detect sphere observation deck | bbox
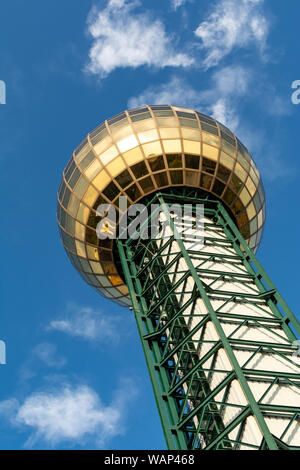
[57,105,266,307]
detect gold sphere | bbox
[57,105,265,307]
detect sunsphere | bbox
[57,105,265,307]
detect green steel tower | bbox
[57,105,300,450]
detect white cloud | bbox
[194,0,269,68]
[47,303,126,343]
[128,65,251,131]
[85,0,194,78]
[33,343,66,368]
[171,0,188,10]
[128,76,198,111]
[0,399,19,418]
[18,343,66,384]
[0,380,137,448]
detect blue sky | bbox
[0,0,300,450]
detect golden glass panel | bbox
[223,188,236,206]
[108,274,123,286]
[167,154,182,168]
[240,224,250,239]
[185,170,199,186]
[109,123,132,142]
[89,126,107,146]
[123,146,143,165]
[80,257,92,273]
[99,145,119,165]
[90,261,103,274]
[74,144,91,164]
[245,176,256,196]
[75,240,86,258]
[252,161,260,178]
[137,129,159,144]
[159,128,180,139]
[239,187,251,206]
[132,119,155,133]
[131,161,148,178]
[220,151,234,170]
[181,128,201,141]
[93,169,111,191]
[117,134,138,153]
[115,169,132,188]
[236,211,248,227]
[96,275,112,287]
[77,203,90,224]
[163,139,182,153]
[250,166,259,186]
[202,132,219,147]
[86,244,99,261]
[68,193,80,217]
[200,173,213,190]
[85,158,102,180]
[103,290,114,298]
[250,217,258,233]
[102,261,117,275]
[258,209,263,228]
[142,141,163,158]
[106,157,126,177]
[222,140,236,157]
[93,135,113,155]
[138,176,155,193]
[75,221,85,241]
[82,185,98,207]
[149,155,165,172]
[154,172,169,187]
[73,176,89,199]
[183,140,201,154]
[117,285,129,295]
[237,152,250,172]
[185,154,200,169]
[179,118,198,128]
[217,164,231,183]
[234,162,247,182]
[107,287,124,297]
[246,202,256,220]
[213,179,225,197]
[155,117,178,127]
[233,198,243,214]
[170,170,183,184]
[173,106,195,113]
[249,236,256,248]
[202,144,219,160]
[202,157,216,174]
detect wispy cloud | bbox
[128,65,251,131]
[171,0,189,10]
[194,0,269,68]
[47,303,128,343]
[85,0,194,78]
[0,379,137,448]
[19,343,66,383]
[33,343,66,368]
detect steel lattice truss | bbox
[116,189,300,450]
